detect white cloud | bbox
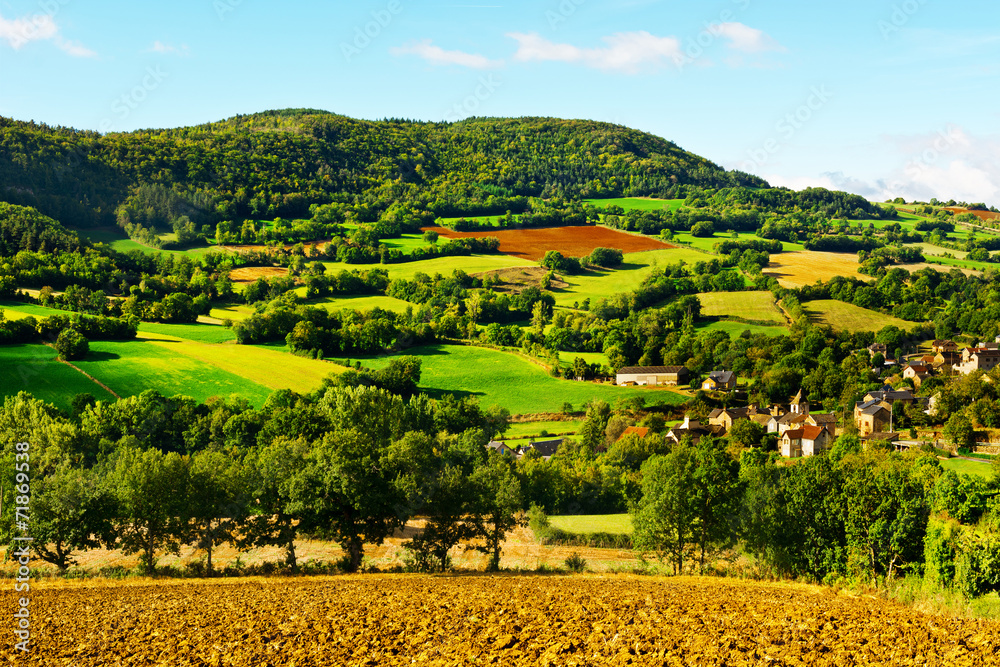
[711,22,785,54]
[391,39,501,69]
[765,128,1000,206]
[508,31,683,73]
[0,12,95,57]
[147,40,190,56]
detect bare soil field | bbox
[945,207,1000,221]
[16,574,999,665]
[228,266,290,283]
[764,251,872,288]
[425,224,676,261]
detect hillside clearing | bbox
[698,291,786,324]
[428,224,676,261]
[357,344,687,415]
[764,251,871,288]
[803,300,912,333]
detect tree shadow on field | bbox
[84,351,120,362]
[422,387,486,402]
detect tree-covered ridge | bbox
[0,110,765,229]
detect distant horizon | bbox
[2,0,997,206]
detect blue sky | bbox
[1,0,998,205]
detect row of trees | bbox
[634,436,1000,593]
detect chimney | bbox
[682,416,690,429]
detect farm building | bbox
[903,364,931,387]
[702,370,737,392]
[616,366,689,387]
[485,441,519,457]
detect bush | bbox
[564,552,588,573]
[54,328,89,360]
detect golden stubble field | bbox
[8,574,999,666]
[764,251,872,289]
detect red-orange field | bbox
[426,225,675,261]
[945,207,1000,221]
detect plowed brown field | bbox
[12,575,999,665]
[425,225,675,261]
[228,266,290,283]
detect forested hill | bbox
[0,110,765,228]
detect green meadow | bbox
[357,344,687,415]
[552,247,708,307]
[548,514,633,535]
[584,197,685,213]
[323,254,534,281]
[0,343,116,410]
[803,300,912,333]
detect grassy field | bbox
[0,343,116,410]
[137,322,237,344]
[323,254,534,281]
[137,331,339,394]
[73,339,274,405]
[557,351,610,368]
[549,514,633,535]
[505,420,584,440]
[698,291,786,324]
[209,304,256,322]
[696,320,789,337]
[553,247,709,307]
[803,300,912,333]
[669,232,804,254]
[380,233,437,253]
[940,457,994,478]
[293,292,413,314]
[583,197,685,212]
[357,344,688,415]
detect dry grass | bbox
[764,251,871,288]
[228,266,290,283]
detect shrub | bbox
[564,552,588,573]
[54,328,89,360]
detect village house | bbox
[486,441,519,457]
[780,424,832,458]
[707,407,749,432]
[617,426,649,441]
[954,347,1000,375]
[522,438,563,461]
[903,363,931,388]
[776,411,809,435]
[854,400,891,436]
[702,370,737,392]
[666,416,724,445]
[864,388,917,406]
[861,431,902,449]
[932,339,959,354]
[804,412,838,433]
[616,366,689,387]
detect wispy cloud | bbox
[711,23,785,54]
[391,40,502,69]
[147,40,190,56]
[0,12,95,57]
[508,31,683,74]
